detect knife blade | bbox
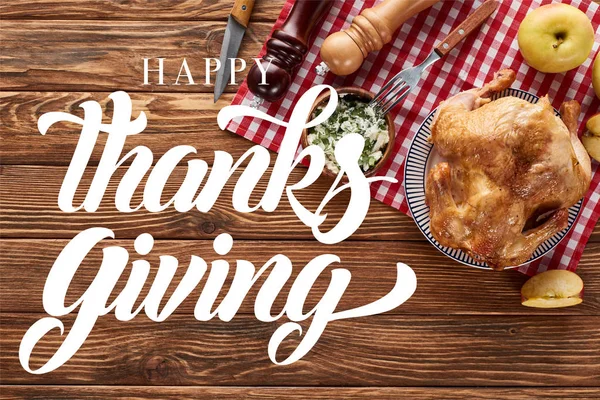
[214,0,255,103]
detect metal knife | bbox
[214,0,256,102]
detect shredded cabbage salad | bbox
[307,95,389,174]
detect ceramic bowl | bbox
[301,86,395,180]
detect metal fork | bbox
[369,0,499,115]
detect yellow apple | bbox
[521,270,583,308]
[583,114,600,162]
[582,134,600,162]
[518,4,594,73]
[587,113,600,136]
[593,52,600,99]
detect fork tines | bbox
[370,75,411,115]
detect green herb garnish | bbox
[307,95,389,174]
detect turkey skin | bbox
[426,69,591,270]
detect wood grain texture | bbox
[2,312,599,386]
[2,386,600,400]
[0,21,269,92]
[0,165,424,240]
[434,0,499,57]
[2,0,600,395]
[231,0,256,28]
[0,0,284,21]
[0,92,255,166]
[2,240,598,315]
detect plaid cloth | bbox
[227,0,600,275]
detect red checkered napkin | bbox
[228,0,600,275]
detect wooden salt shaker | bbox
[247,0,334,104]
[317,0,439,76]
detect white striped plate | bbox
[404,88,583,270]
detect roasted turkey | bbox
[426,69,591,270]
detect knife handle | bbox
[434,0,498,57]
[231,0,255,28]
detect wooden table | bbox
[1,1,599,398]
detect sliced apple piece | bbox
[586,113,600,137]
[522,297,582,308]
[521,270,583,308]
[582,134,600,162]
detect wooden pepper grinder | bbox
[317,0,439,76]
[247,0,334,105]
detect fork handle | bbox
[434,0,498,57]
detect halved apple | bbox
[521,270,583,308]
[587,113,600,136]
[582,133,600,162]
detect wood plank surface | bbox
[2,240,598,315]
[0,92,257,166]
[0,0,284,21]
[0,165,425,240]
[2,386,600,400]
[2,0,600,396]
[2,312,599,386]
[1,21,269,92]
